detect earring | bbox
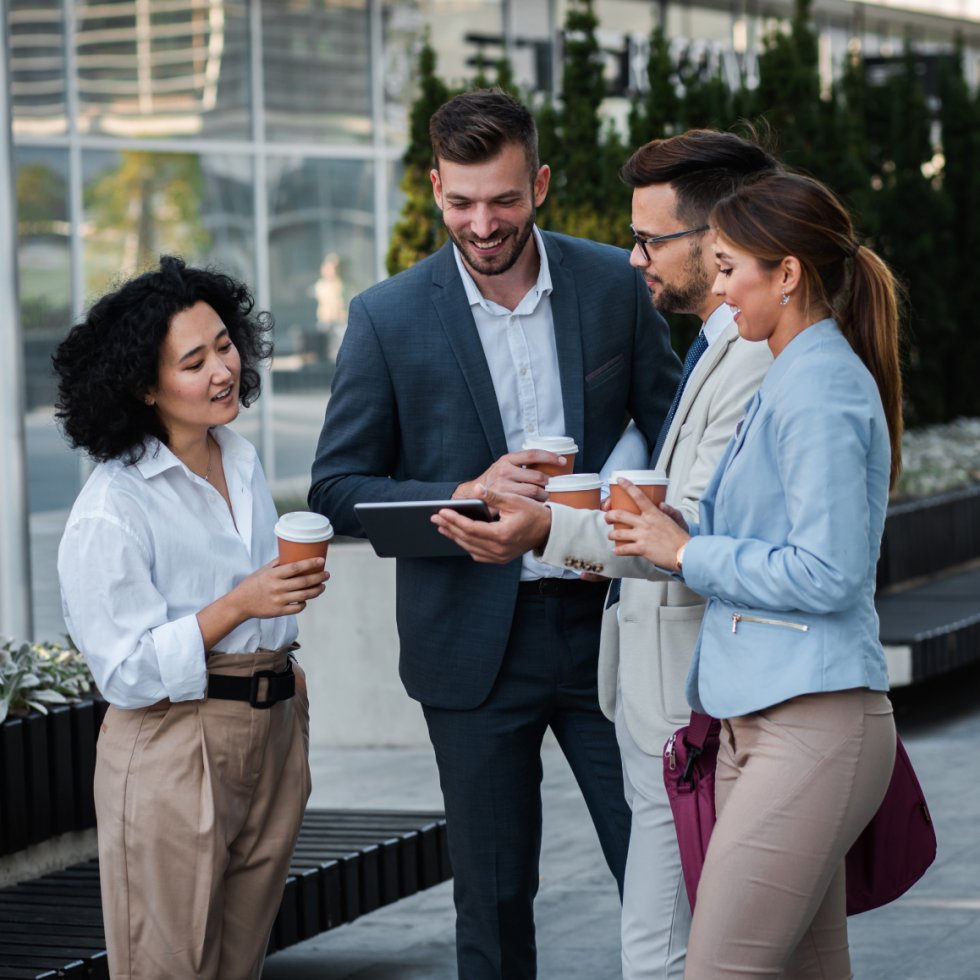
[144,396,155,406]
[779,293,790,306]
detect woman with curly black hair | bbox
[55,256,328,980]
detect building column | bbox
[0,0,35,640]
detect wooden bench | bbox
[1,698,451,978]
[0,807,451,979]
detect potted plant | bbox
[0,639,104,856]
[0,638,94,725]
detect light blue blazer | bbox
[682,319,891,718]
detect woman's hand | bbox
[196,557,328,651]
[233,558,329,618]
[604,479,691,570]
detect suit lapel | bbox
[657,322,738,467]
[728,388,762,463]
[430,244,509,460]
[543,234,586,456]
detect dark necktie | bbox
[607,330,708,608]
[651,329,709,465]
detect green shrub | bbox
[0,638,95,724]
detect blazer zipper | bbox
[731,613,809,634]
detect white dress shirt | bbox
[454,225,573,579]
[58,425,298,709]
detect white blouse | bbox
[58,425,298,709]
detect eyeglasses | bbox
[630,224,709,262]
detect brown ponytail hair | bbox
[710,172,904,489]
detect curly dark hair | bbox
[53,255,273,463]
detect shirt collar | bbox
[453,225,553,314]
[133,425,253,481]
[701,302,734,347]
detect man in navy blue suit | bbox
[309,89,680,979]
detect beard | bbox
[445,207,537,278]
[652,240,712,316]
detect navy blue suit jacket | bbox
[309,231,680,709]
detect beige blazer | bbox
[540,321,772,754]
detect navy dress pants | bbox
[422,584,631,980]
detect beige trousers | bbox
[94,649,311,980]
[684,689,895,980]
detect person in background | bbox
[309,88,680,979]
[432,128,777,979]
[608,170,901,978]
[55,256,327,980]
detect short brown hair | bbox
[621,129,779,227]
[429,88,538,175]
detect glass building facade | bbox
[6,0,980,639]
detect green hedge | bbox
[388,0,980,428]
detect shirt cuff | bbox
[150,615,208,702]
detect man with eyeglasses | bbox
[434,129,778,979]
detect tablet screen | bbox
[354,499,493,558]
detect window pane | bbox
[75,0,250,139]
[263,0,371,145]
[81,149,255,301]
[15,147,78,642]
[265,155,375,482]
[9,0,68,136]
[15,147,78,518]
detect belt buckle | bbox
[249,669,278,709]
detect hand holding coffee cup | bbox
[606,477,690,569]
[275,512,334,566]
[608,470,669,530]
[521,435,578,477]
[545,473,601,510]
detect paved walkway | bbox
[263,664,980,980]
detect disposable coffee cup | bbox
[609,470,669,530]
[522,435,578,477]
[546,473,602,510]
[275,511,334,565]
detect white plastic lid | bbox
[546,473,602,493]
[521,435,578,454]
[611,469,669,485]
[274,511,334,543]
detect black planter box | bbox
[878,483,980,591]
[0,698,107,858]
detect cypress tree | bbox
[555,0,605,211]
[830,49,874,232]
[751,0,823,174]
[495,57,518,96]
[386,39,450,275]
[629,25,678,147]
[937,39,980,419]
[677,46,732,132]
[875,45,954,426]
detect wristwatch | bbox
[675,543,688,573]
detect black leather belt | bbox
[206,657,295,709]
[517,578,608,598]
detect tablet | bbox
[354,499,494,558]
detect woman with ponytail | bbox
[606,171,902,978]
